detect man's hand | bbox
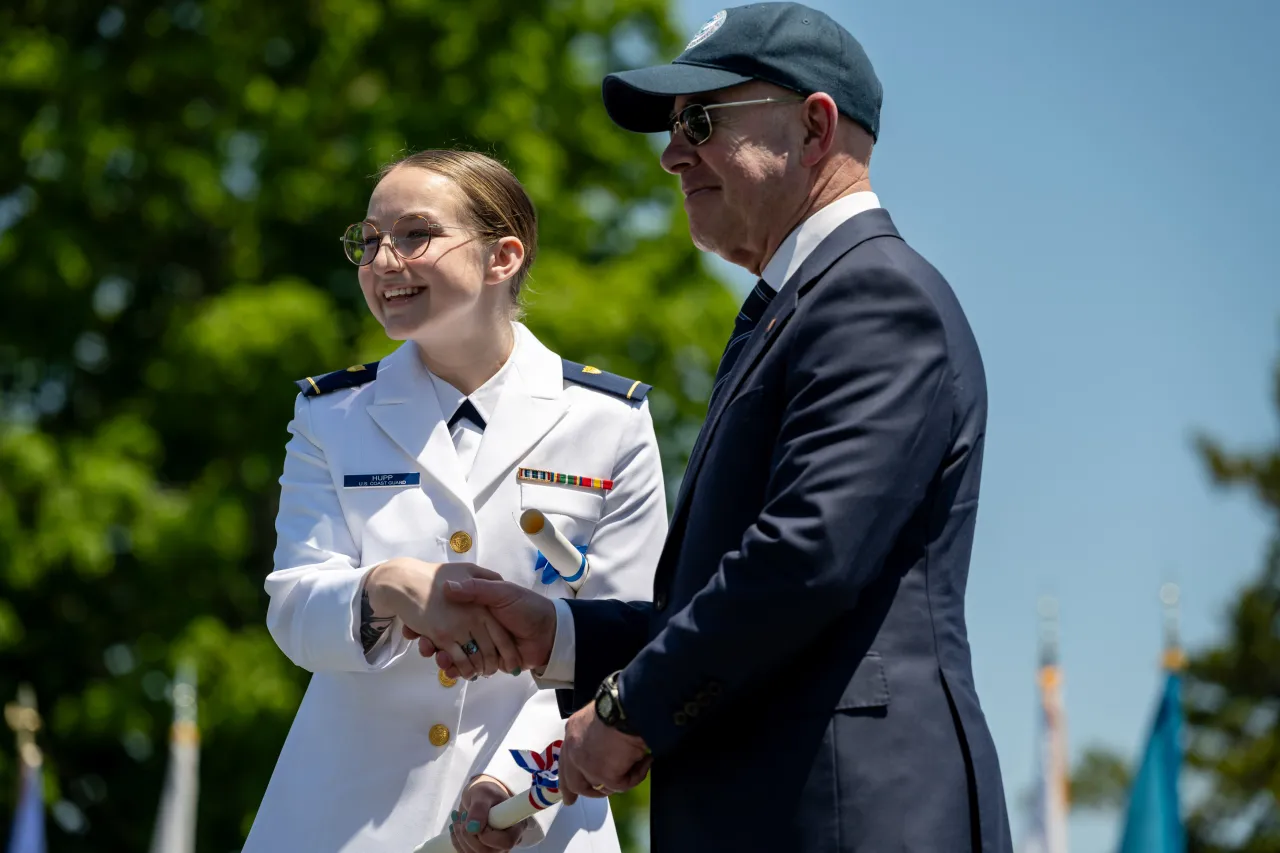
[365,558,519,679]
[422,578,557,677]
[557,703,652,806]
[449,775,527,853]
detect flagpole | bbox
[1160,583,1185,672]
[1038,596,1059,671]
[4,684,41,770]
[149,662,200,853]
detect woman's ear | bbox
[485,236,526,285]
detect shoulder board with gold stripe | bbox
[562,359,650,402]
[295,361,380,397]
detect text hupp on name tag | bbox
[343,473,421,488]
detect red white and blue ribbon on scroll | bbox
[411,740,567,853]
[511,741,563,810]
[534,545,587,585]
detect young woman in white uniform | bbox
[244,150,667,853]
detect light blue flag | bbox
[6,757,46,853]
[1117,671,1185,853]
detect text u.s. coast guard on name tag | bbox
[343,473,421,488]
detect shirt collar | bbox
[427,323,522,426]
[760,191,881,291]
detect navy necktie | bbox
[448,398,486,431]
[707,279,775,411]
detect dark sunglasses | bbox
[668,97,805,146]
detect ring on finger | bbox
[450,644,479,681]
[460,638,480,656]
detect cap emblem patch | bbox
[685,9,726,51]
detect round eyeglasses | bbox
[341,215,453,267]
[669,97,805,146]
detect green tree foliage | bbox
[1068,333,1280,852]
[1184,347,1280,853]
[1068,746,1133,812]
[0,0,736,849]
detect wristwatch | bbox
[594,671,634,734]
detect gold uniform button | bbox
[428,724,451,747]
[449,531,473,553]
[438,669,458,688]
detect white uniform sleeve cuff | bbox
[265,564,412,672]
[531,597,576,689]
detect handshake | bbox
[365,557,653,817]
[364,557,557,681]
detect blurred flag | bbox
[149,662,200,853]
[6,758,45,853]
[5,685,46,853]
[1117,584,1186,853]
[1021,598,1070,853]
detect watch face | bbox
[597,692,615,720]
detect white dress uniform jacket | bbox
[244,322,667,852]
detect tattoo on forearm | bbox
[360,589,394,653]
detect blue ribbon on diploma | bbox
[533,545,587,585]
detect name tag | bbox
[344,473,420,488]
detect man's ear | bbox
[799,93,840,168]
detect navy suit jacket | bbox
[562,209,1013,852]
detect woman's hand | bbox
[365,558,519,678]
[421,578,557,680]
[450,775,527,852]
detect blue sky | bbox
[667,1,1280,850]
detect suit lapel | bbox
[668,208,904,528]
[466,325,570,507]
[365,341,474,513]
[668,288,796,522]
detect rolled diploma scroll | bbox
[413,742,564,853]
[411,786,563,853]
[519,509,589,594]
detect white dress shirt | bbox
[535,190,883,689]
[428,331,520,478]
[759,190,880,289]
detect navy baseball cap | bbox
[602,3,882,140]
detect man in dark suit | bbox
[423,3,1014,850]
